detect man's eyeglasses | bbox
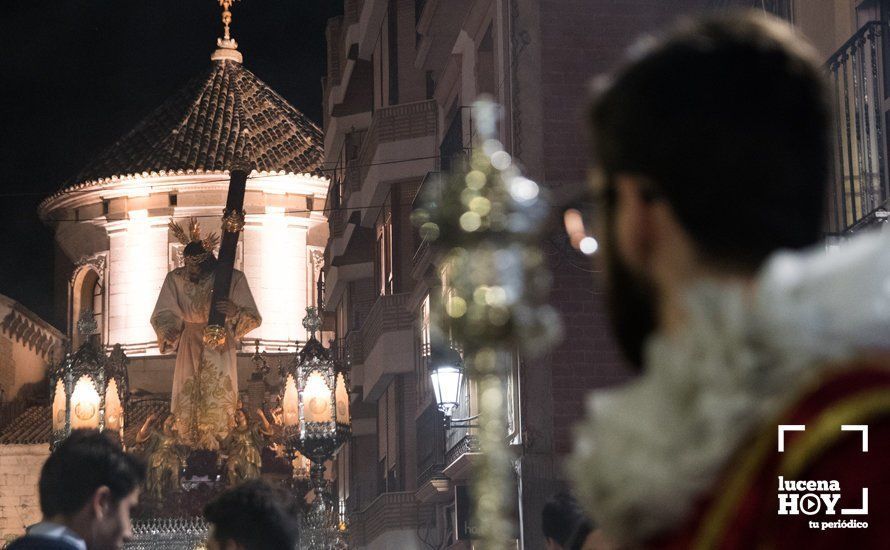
[562,184,614,256]
[563,172,663,256]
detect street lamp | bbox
[429,346,477,430]
[50,318,129,449]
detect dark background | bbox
[0,0,341,325]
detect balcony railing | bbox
[348,491,429,548]
[445,434,481,467]
[416,402,445,487]
[357,100,438,187]
[329,204,348,238]
[359,293,413,358]
[345,330,364,365]
[827,21,890,234]
[345,0,363,25]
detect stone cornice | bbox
[40,172,329,220]
[0,295,64,360]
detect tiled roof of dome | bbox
[64,57,324,191]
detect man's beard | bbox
[603,242,658,371]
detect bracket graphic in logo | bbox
[777,424,868,515]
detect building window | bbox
[377,381,402,494]
[375,195,394,295]
[420,293,431,357]
[336,291,351,340]
[476,24,495,96]
[440,104,466,173]
[416,293,433,404]
[387,0,399,106]
[72,266,104,347]
[425,70,435,100]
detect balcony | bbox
[344,0,363,26]
[827,21,890,234]
[414,0,474,71]
[347,491,434,548]
[443,434,481,482]
[414,403,448,503]
[346,329,364,366]
[355,100,438,217]
[360,293,415,400]
[329,204,348,238]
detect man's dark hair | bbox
[589,11,830,270]
[204,480,300,550]
[39,430,147,517]
[542,492,593,549]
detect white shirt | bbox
[26,521,88,550]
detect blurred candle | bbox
[283,374,301,427]
[303,372,332,423]
[70,375,100,429]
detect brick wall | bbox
[539,0,712,192]
[350,279,377,331]
[544,242,629,455]
[0,444,49,543]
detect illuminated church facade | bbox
[0,36,329,540]
[38,41,330,395]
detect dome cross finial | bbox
[212,0,243,63]
[219,0,238,42]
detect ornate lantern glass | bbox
[49,342,129,448]
[277,308,351,464]
[70,375,100,430]
[335,372,350,425]
[282,374,301,429]
[51,380,66,433]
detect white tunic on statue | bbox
[150,267,261,450]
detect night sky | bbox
[0,1,341,325]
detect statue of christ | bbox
[151,219,261,450]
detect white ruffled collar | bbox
[568,228,890,543]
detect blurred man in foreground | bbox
[204,479,300,550]
[568,11,890,549]
[8,430,146,550]
[542,492,593,550]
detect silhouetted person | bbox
[204,479,300,550]
[8,430,146,550]
[567,10,890,549]
[542,492,593,550]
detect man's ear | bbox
[91,486,112,520]
[612,174,656,271]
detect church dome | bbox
[53,49,324,196]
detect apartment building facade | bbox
[719,0,890,237]
[321,1,890,548]
[319,1,728,548]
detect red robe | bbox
[652,361,890,549]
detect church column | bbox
[241,211,310,351]
[105,212,169,354]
